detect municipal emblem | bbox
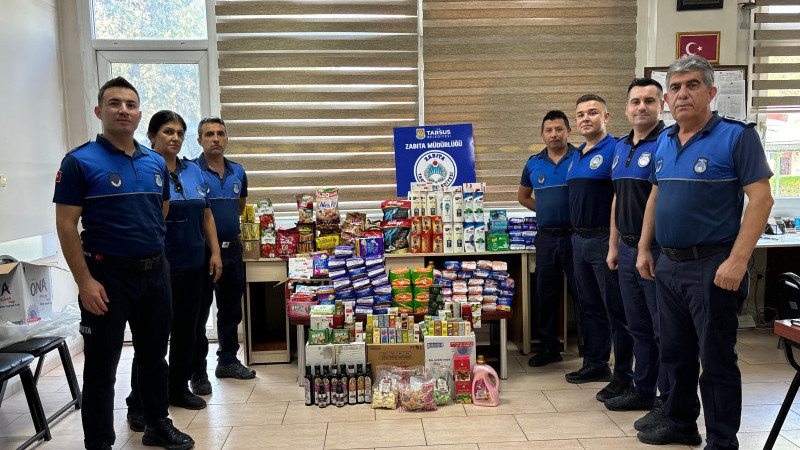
[589,155,603,170]
[196,186,205,195]
[611,155,619,170]
[416,128,426,140]
[233,183,240,194]
[638,152,652,168]
[108,173,123,189]
[154,173,163,188]
[694,157,708,174]
[414,150,457,190]
[655,158,663,173]
[537,173,546,185]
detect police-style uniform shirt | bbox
[566,134,617,229]
[165,158,210,271]
[195,154,248,243]
[520,144,578,228]
[53,134,170,259]
[650,113,773,249]
[611,122,665,237]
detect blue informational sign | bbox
[393,123,476,196]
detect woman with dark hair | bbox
[126,111,223,430]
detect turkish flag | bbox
[678,33,719,63]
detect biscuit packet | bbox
[316,188,340,222]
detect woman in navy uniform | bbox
[127,111,223,430]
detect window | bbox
[92,0,207,39]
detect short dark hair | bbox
[576,94,606,107]
[97,77,139,106]
[198,116,226,137]
[147,110,187,146]
[541,110,570,132]
[627,78,663,98]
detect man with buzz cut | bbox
[519,110,579,367]
[564,95,634,406]
[54,77,194,450]
[636,55,773,449]
[605,78,670,424]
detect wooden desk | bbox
[290,310,513,387]
[766,319,800,449]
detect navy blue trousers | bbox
[572,234,633,380]
[656,251,748,450]
[80,256,171,449]
[617,241,669,399]
[193,243,245,373]
[534,232,578,349]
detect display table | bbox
[290,310,512,386]
[766,319,800,449]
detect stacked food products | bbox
[436,260,514,312]
[365,312,417,344]
[239,200,276,258]
[304,362,373,408]
[418,314,472,337]
[454,355,472,404]
[307,300,362,344]
[389,266,434,314]
[371,365,438,411]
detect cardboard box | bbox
[424,334,476,399]
[366,342,425,379]
[305,342,335,368]
[335,342,366,367]
[241,240,261,259]
[0,261,58,324]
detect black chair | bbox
[775,272,800,321]
[0,337,81,424]
[0,353,50,449]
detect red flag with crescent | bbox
[677,33,719,63]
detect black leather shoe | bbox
[190,374,212,395]
[596,378,633,402]
[142,418,195,450]
[634,399,665,431]
[127,407,145,432]
[215,362,256,380]
[170,389,207,410]
[637,423,702,446]
[604,391,655,411]
[565,365,612,384]
[528,349,563,367]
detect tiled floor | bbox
[2,328,800,449]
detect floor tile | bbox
[248,381,305,403]
[224,423,325,449]
[422,415,526,445]
[283,400,376,424]
[736,431,800,449]
[738,345,789,365]
[478,440,584,449]
[375,403,467,419]
[464,390,555,416]
[740,361,797,383]
[498,371,578,392]
[515,411,626,440]
[377,445,478,450]
[188,402,288,428]
[520,353,584,375]
[202,383,256,405]
[778,428,800,447]
[740,404,800,432]
[325,418,425,449]
[542,388,609,412]
[742,381,800,406]
[578,436,691,449]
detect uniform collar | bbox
[173,156,190,174]
[577,133,615,155]
[537,143,577,164]
[623,120,666,146]
[196,153,232,173]
[667,112,722,139]
[96,134,148,157]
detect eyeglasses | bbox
[168,171,184,197]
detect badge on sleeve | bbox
[537,173,546,185]
[233,183,240,195]
[694,158,708,174]
[611,155,619,170]
[655,158,663,174]
[638,152,652,167]
[154,173,163,188]
[109,173,123,188]
[589,155,603,170]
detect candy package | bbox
[316,188,340,222]
[277,227,299,259]
[399,376,437,412]
[296,194,314,223]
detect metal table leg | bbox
[500,318,508,379]
[766,338,800,449]
[296,324,305,387]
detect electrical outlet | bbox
[0,174,6,187]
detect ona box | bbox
[423,333,476,397]
[0,261,57,325]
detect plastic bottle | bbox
[471,355,499,407]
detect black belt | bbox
[539,227,573,237]
[620,234,640,248]
[84,251,164,271]
[574,227,610,238]
[660,242,734,262]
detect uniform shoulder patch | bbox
[66,141,91,154]
[721,116,755,128]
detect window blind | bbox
[422,0,637,209]
[216,0,419,217]
[753,0,800,112]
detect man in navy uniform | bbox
[190,116,255,396]
[636,55,773,448]
[519,110,579,367]
[605,79,670,420]
[54,77,194,450]
[565,95,634,404]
